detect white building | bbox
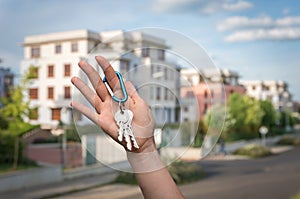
[240,80,293,112]
[21,29,180,129]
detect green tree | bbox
[0,65,38,168]
[259,100,276,129]
[226,93,264,140]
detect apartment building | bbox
[21,29,180,129]
[240,80,293,112]
[180,68,245,121]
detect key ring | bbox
[103,71,128,104]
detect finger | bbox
[78,61,109,101]
[95,56,120,91]
[71,101,98,125]
[71,77,102,113]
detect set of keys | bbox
[103,71,139,151]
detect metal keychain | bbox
[103,71,139,150]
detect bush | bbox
[276,136,300,146]
[233,144,272,158]
[114,160,205,185]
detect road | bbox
[56,147,300,199]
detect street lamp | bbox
[259,126,268,146]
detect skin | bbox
[71,56,184,199]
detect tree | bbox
[259,100,276,129]
[0,65,37,168]
[226,93,264,140]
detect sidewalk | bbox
[0,169,117,199]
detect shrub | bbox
[233,144,272,158]
[276,136,300,146]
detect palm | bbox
[72,57,155,152]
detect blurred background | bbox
[0,0,300,198]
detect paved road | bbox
[56,147,300,199]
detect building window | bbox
[29,108,39,120]
[64,86,71,99]
[48,87,54,99]
[151,64,154,75]
[48,65,54,77]
[64,64,71,77]
[164,88,168,100]
[31,47,40,58]
[134,64,138,73]
[71,42,78,52]
[164,68,168,80]
[142,48,149,57]
[29,88,38,99]
[156,87,161,100]
[120,60,130,72]
[184,106,189,112]
[158,49,165,60]
[252,85,256,90]
[55,44,62,54]
[51,108,61,121]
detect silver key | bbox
[124,111,139,149]
[114,110,129,142]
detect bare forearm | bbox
[127,148,184,199]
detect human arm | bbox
[71,56,184,199]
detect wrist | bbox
[127,144,165,173]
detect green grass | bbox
[114,160,205,185]
[233,144,272,158]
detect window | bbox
[64,64,71,77]
[164,88,168,100]
[51,108,61,121]
[151,64,154,75]
[252,85,256,90]
[120,60,129,72]
[164,68,168,80]
[48,87,54,99]
[29,108,38,120]
[142,48,149,57]
[71,42,78,52]
[31,47,40,58]
[158,49,165,60]
[29,88,38,99]
[134,64,138,73]
[55,44,62,54]
[64,86,71,99]
[184,106,189,112]
[48,65,54,77]
[156,87,161,100]
[72,109,82,121]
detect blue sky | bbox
[0,0,299,100]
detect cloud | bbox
[224,28,300,42]
[152,0,253,14]
[217,15,300,42]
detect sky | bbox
[0,0,299,100]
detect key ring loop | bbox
[103,71,128,103]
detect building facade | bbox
[21,29,180,129]
[240,80,293,112]
[180,68,245,121]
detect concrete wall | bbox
[0,166,62,193]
